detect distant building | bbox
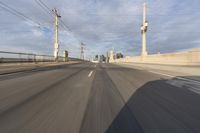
[107,50,115,63]
[116,53,124,59]
[106,52,109,63]
[99,55,106,62]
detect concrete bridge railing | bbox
[0,51,79,63]
[114,48,200,66]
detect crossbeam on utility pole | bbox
[140,2,148,56]
[52,8,61,61]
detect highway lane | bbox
[0,63,200,133]
[0,63,95,133]
[104,64,200,133]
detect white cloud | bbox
[0,0,200,58]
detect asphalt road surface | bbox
[0,63,200,133]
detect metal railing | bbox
[0,51,65,63]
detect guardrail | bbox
[0,51,65,63]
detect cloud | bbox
[0,0,200,59]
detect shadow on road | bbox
[106,76,200,133]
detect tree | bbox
[116,53,123,59]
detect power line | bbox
[34,0,71,31]
[34,0,82,43]
[60,20,72,32]
[0,1,41,26]
[35,0,69,26]
[37,0,52,12]
[35,0,81,49]
[0,5,26,20]
[34,0,53,18]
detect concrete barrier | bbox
[0,61,81,75]
[114,48,200,66]
[116,62,200,76]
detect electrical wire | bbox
[0,1,41,26]
[37,0,52,12]
[34,0,53,18]
[34,0,83,43]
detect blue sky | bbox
[0,0,200,59]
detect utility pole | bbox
[140,2,148,56]
[80,43,85,60]
[52,8,61,61]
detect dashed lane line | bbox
[88,71,93,77]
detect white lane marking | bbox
[149,70,200,84]
[88,71,93,77]
[149,71,175,78]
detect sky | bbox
[0,0,200,59]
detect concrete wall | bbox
[117,62,200,76]
[114,48,200,66]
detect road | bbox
[0,62,199,133]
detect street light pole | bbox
[141,2,148,56]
